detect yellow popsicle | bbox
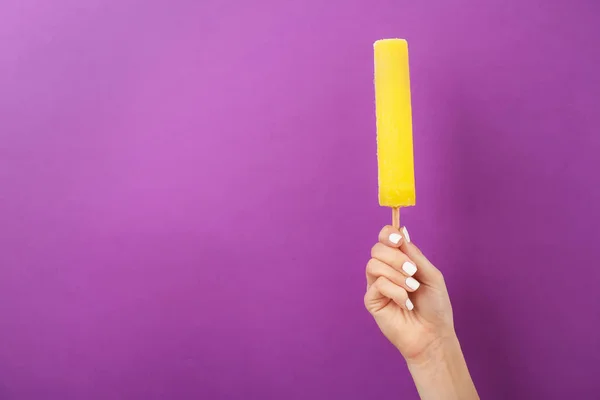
[374,38,415,219]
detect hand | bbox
[364,225,455,363]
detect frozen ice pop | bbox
[374,38,415,228]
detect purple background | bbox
[1,0,599,399]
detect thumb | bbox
[399,227,445,288]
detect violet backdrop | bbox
[1,0,599,399]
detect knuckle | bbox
[374,276,386,289]
[370,242,385,258]
[365,258,377,273]
[381,225,394,233]
[364,291,375,308]
[369,244,378,257]
[433,269,445,282]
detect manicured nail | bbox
[406,298,414,311]
[406,277,420,290]
[402,261,417,276]
[389,233,402,244]
[402,227,411,243]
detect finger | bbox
[399,226,445,287]
[364,277,390,313]
[378,225,405,248]
[367,277,414,311]
[371,242,418,277]
[366,258,421,292]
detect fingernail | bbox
[389,233,402,244]
[402,227,411,243]
[402,261,417,276]
[406,298,414,311]
[406,277,420,290]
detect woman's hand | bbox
[365,225,479,400]
[364,225,455,362]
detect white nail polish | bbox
[402,261,417,276]
[406,277,420,290]
[402,227,411,243]
[406,298,414,311]
[389,233,402,244]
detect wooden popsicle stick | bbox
[392,207,400,229]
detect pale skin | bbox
[365,225,479,400]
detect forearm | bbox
[406,335,479,400]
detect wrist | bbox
[405,333,479,400]
[403,330,460,368]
